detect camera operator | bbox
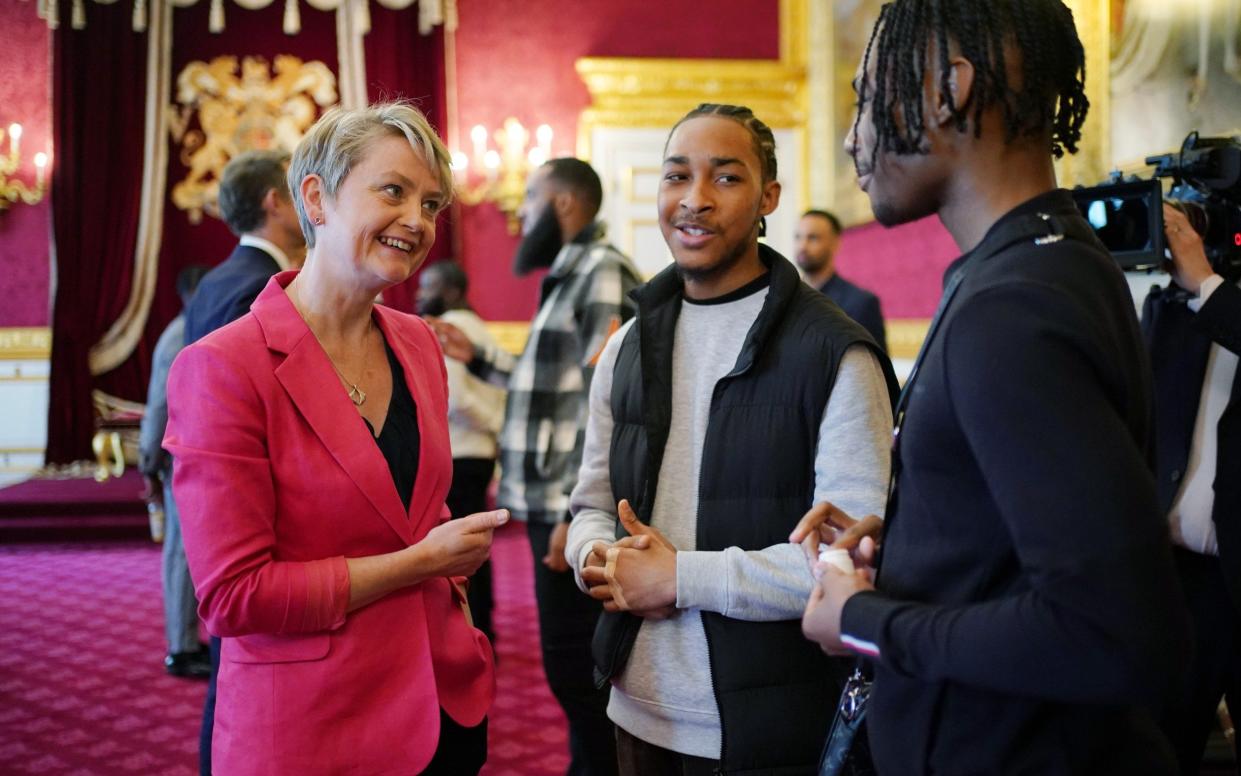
[1144,202,1241,775]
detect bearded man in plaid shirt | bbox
[433,157,641,776]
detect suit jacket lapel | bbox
[253,274,414,545]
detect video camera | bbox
[1071,132,1241,276]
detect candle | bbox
[470,125,488,166]
[536,124,553,159]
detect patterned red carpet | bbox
[0,522,570,775]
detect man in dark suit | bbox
[184,150,307,345]
[1145,202,1241,776]
[797,2,1189,773]
[795,209,887,351]
[179,149,306,775]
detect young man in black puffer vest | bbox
[565,103,898,775]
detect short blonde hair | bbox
[288,101,453,248]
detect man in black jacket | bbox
[1144,203,1240,775]
[798,2,1189,773]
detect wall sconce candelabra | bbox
[451,118,553,234]
[0,123,49,213]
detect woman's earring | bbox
[314,216,323,225]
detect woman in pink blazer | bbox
[165,102,505,775]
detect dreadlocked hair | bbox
[669,103,779,183]
[858,0,1089,163]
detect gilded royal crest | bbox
[168,54,338,224]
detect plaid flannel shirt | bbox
[470,226,640,524]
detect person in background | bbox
[797,1,1189,773]
[167,102,505,775]
[183,150,307,346]
[794,208,887,351]
[178,148,308,776]
[139,263,210,679]
[430,158,641,776]
[1145,203,1241,776]
[417,259,505,644]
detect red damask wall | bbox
[451,0,780,320]
[836,216,959,318]
[0,2,51,327]
[0,0,953,329]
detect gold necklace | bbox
[327,329,372,407]
[288,283,372,407]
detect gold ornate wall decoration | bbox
[0,327,52,361]
[168,54,338,224]
[575,57,805,154]
[1058,0,1111,189]
[574,0,808,161]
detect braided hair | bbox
[856,0,1089,165]
[668,103,779,183]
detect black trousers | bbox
[200,635,219,775]
[615,726,718,776]
[1160,547,1240,776]
[446,457,497,643]
[527,521,618,776]
[420,709,487,775]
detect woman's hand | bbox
[789,502,882,573]
[347,512,509,613]
[411,509,509,580]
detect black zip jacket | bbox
[841,190,1190,775]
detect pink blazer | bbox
[165,272,494,775]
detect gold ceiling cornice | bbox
[575,0,807,159]
[576,57,805,129]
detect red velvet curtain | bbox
[364,11,453,313]
[45,3,449,461]
[45,1,150,462]
[147,0,339,351]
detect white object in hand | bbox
[817,547,855,577]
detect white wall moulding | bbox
[0,328,50,486]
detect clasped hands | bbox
[790,502,881,656]
[580,500,679,619]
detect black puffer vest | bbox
[593,246,898,774]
